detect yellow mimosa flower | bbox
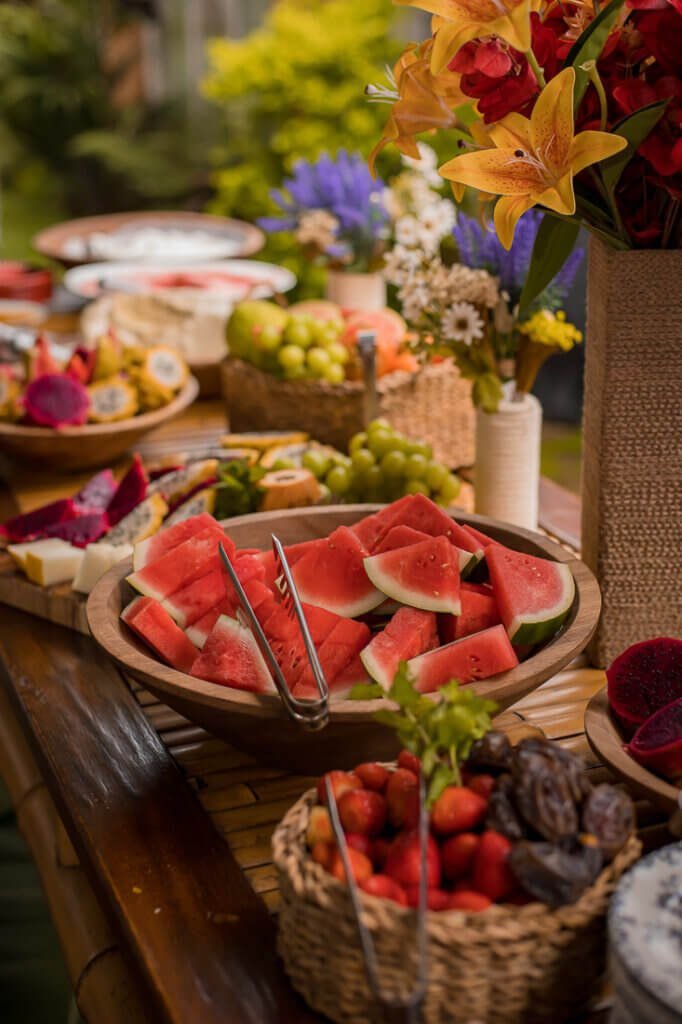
[438,68,628,248]
[395,0,542,72]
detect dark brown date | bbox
[466,731,512,773]
[582,784,634,860]
[511,742,579,841]
[508,836,604,907]
[485,773,524,840]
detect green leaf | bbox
[373,709,406,730]
[518,215,581,317]
[426,762,456,806]
[388,661,421,709]
[600,101,668,195]
[349,682,384,701]
[564,0,626,109]
[472,372,503,413]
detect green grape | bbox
[381,449,407,479]
[331,452,352,469]
[258,324,282,352]
[404,479,430,497]
[283,364,307,380]
[310,320,330,345]
[284,318,313,348]
[425,461,448,492]
[307,346,331,376]
[367,417,391,435]
[367,429,395,458]
[302,449,332,478]
[349,431,368,454]
[323,362,345,384]
[389,433,410,454]
[351,447,376,473]
[404,453,428,480]
[438,473,461,504]
[364,465,384,493]
[405,440,433,460]
[271,457,297,471]
[326,341,349,365]
[326,465,352,495]
[278,344,306,371]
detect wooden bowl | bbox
[0,376,199,472]
[88,507,601,772]
[33,211,264,267]
[585,687,680,814]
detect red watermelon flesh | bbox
[407,624,519,694]
[122,596,199,674]
[461,523,503,550]
[374,525,432,554]
[107,455,148,526]
[291,526,385,617]
[294,652,370,701]
[626,697,682,779]
[439,582,501,644]
[363,536,461,615]
[607,637,682,732]
[185,598,234,649]
[0,498,78,542]
[190,615,275,694]
[74,469,117,511]
[133,513,217,571]
[361,606,438,690]
[163,567,229,628]
[486,545,575,647]
[121,595,153,625]
[45,510,110,547]
[351,510,387,553]
[127,525,233,601]
[374,495,482,555]
[295,617,371,695]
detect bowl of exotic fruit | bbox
[0,333,197,471]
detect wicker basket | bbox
[221,356,475,467]
[273,790,641,1024]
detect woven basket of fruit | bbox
[221,300,474,465]
[273,712,641,1024]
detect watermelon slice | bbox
[351,509,389,553]
[122,596,199,674]
[45,510,110,547]
[607,637,682,732]
[127,526,233,601]
[190,615,275,694]
[460,523,502,550]
[163,567,228,628]
[626,697,682,779]
[291,526,385,617]
[486,545,575,646]
[360,607,438,690]
[74,469,117,511]
[374,525,432,554]
[133,513,217,571]
[407,624,519,694]
[439,582,501,644]
[294,617,372,697]
[363,536,461,614]
[0,498,78,543]
[107,454,148,527]
[185,598,234,649]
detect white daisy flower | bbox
[394,216,421,247]
[295,209,339,251]
[401,142,442,188]
[442,302,485,346]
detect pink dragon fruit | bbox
[0,498,78,542]
[23,374,90,428]
[45,511,110,547]
[74,469,117,510]
[106,454,148,526]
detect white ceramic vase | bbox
[474,392,542,530]
[325,270,386,311]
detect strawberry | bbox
[384,829,441,888]
[338,789,387,836]
[306,805,334,846]
[317,769,362,806]
[404,886,450,911]
[397,749,421,776]
[386,768,419,829]
[330,847,373,884]
[371,837,392,868]
[467,774,496,800]
[360,874,408,906]
[445,890,492,912]
[354,762,390,792]
[310,841,334,869]
[345,832,373,858]
[431,786,487,836]
[473,831,515,902]
[441,832,480,881]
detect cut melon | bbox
[361,607,438,690]
[407,625,519,694]
[162,487,216,527]
[148,459,218,506]
[24,540,84,586]
[439,582,501,644]
[133,513,217,571]
[72,542,133,594]
[363,536,461,614]
[8,538,66,571]
[486,545,575,646]
[122,596,199,674]
[190,615,275,694]
[185,599,233,649]
[127,525,233,601]
[460,523,502,550]
[294,617,371,696]
[162,567,228,628]
[374,525,432,554]
[291,526,384,617]
[99,493,168,547]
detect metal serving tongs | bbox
[218,538,330,731]
[326,772,429,1024]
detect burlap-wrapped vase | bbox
[221,356,475,466]
[582,239,682,666]
[272,790,641,1024]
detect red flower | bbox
[450,39,538,122]
[627,0,682,13]
[636,8,682,72]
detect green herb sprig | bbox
[213,460,266,519]
[351,664,497,806]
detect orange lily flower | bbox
[438,68,628,248]
[368,40,468,174]
[395,0,543,72]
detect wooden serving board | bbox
[0,551,89,634]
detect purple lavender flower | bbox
[257,150,390,268]
[452,211,583,308]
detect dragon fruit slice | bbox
[607,637,682,733]
[0,498,78,542]
[626,697,682,780]
[106,454,148,526]
[23,374,90,428]
[45,511,110,548]
[74,469,117,511]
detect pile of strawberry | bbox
[307,752,515,912]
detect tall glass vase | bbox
[474,393,542,530]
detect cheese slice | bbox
[24,541,84,587]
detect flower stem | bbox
[526,50,546,90]
[582,61,608,131]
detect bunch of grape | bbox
[259,314,350,384]
[302,419,461,506]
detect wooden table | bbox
[0,402,669,1024]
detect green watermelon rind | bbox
[359,644,393,691]
[192,614,276,693]
[506,563,575,646]
[363,554,462,616]
[458,549,481,580]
